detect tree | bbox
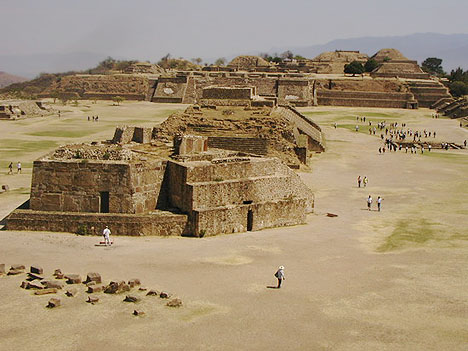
[281,50,294,60]
[421,57,445,76]
[449,81,468,97]
[214,57,226,66]
[364,58,379,72]
[448,67,468,84]
[344,61,365,76]
[112,96,125,105]
[191,57,203,65]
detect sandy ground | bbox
[0,103,467,350]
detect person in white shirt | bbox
[377,196,384,212]
[102,226,111,246]
[274,266,285,289]
[367,195,373,211]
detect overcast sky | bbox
[1,0,467,61]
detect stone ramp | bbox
[276,106,324,151]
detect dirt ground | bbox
[0,102,467,350]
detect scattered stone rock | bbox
[146,289,159,296]
[30,265,44,274]
[159,292,170,299]
[0,264,5,274]
[85,272,102,284]
[65,274,82,284]
[53,269,62,276]
[123,295,140,303]
[128,278,141,288]
[65,288,78,297]
[55,273,64,279]
[41,280,64,289]
[10,264,25,271]
[27,273,44,281]
[138,287,148,291]
[87,296,99,304]
[8,269,24,276]
[35,288,57,295]
[104,281,130,294]
[47,298,61,308]
[87,285,104,293]
[326,213,338,217]
[20,281,29,289]
[166,298,183,308]
[86,281,96,287]
[133,310,145,316]
[27,281,44,289]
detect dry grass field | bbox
[0,101,467,350]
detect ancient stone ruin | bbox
[40,49,451,110]
[6,105,321,237]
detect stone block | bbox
[104,280,130,294]
[35,288,57,295]
[27,281,44,289]
[47,298,61,308]
[65,274,82,284]
[166,298,183,308]
[85,272,102,284]
[41,280,64,289]
[87,296,99,304]
[138,287,147,291]
[0,264,5,274]
[8,269,24,276]
[87,285,104,293]
[128,278,141,288]
[133,310,145,316]
[123,295,140,303]
[10,264,25,270]
[146,290,159,296]
[20,281,28,289]
[27,273,44,281]
[159,292,170,299]
[53,269,62,276]
[30,265,44,274]
[65,288,77,297]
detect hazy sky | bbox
[1,0,467,61]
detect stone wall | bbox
[207,136,269,155]
[30,159,167,214]
[152,76,188,103]
[191,198,307,237]
[6,210,189,236]
[56,74,149,100]
[202,86,254,99]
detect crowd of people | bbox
[87,115,99,122]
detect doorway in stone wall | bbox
[100,192,109,213]
[247,209,253,231]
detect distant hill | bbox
[0,71,27,89]
[270,33,468,72]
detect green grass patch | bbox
[26,130,97,138]
[377,218,439,252]
[423,151,468,161]
[0,139,59,159]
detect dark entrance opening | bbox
[100,192,109,213]
[247,209,253,231]
[243,200,253,204]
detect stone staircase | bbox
[407,81,451,108]
[437,98,468,118]
[317,90,413,109]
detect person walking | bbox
[274,266,285,288]
[357,176,362,188]
[367,195,373,211]
[8,162,13,175]
[363,176,368,188]
[16,161,21,174]
[377,196,383,211]
[102,226,112,246]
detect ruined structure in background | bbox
[6,107,318,236]
[0,100,52,120]
[40,49,451,110]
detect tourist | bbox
[363,176,368,188]
[8,162,13,175]
[16,161,21,174]
[95,115,99,122]
[379,147,382,154]
[367,195,373,211]
[428,144,431,152]
[405,146,408,153]
[103,226,112,246]
[377,196,383,211]
[334,122,337,129]
[87,116,90,121]
[357,176,362,188]
[464,140,467,148]
[355,125,359,132]
[274,266,285,289]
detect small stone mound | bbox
[128,278,141,288]
[87,285,104,293]
[84,272,102,284]
[123,295,140,303]
[65,288,78,297]
[159,292,171,299]
[35,288,57,295]
[65,274,82,284]
[133,310,145,316]
[47,298,61,308]
[87,296,99,304]
[104,281,130,294]
[146,290,159,296]
[166,298,183,308]
[30,265,43,274]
